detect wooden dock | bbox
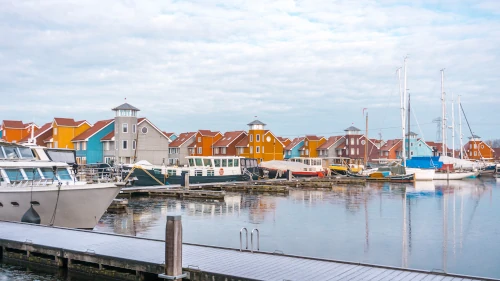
[0,220,496,281]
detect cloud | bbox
[0,0,498,141]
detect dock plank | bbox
[0,221,495,281]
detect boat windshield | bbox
[214,159,221,167]
[18,147,35,159]
[40,168,55,180]
[304,159,310,165]
[4,169,24,181]
[228,159,233,167]
[195,158,203,166]
[188,158,194,167]
[46,149,76,164]
[57,168,72,180]
[2,146,19,159]
[24,168,42,180]
[234,159,239,167]
[203,159,212,167]
[222,159,227,167]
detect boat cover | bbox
[405,157,443,169]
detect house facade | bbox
[464,135,494,160]
[317,136,345,158]
[404,132,433,158]
[212,131,247,156]
[236,120,285,162]
[298,136,326,158]
[48,118,91,149]
[168,132,197,166]
[284,137,304,159]
[1,120,38,143]
[72,119,114,164]
[337,126,380,163]
[18,123,52,146]
[191,130,222,157]
[379,139,402,159]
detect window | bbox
[419,143,422,147]
[228,159,233,167]
[123,140,128,150]
[345,138,348,145]
[306,149,309,156]
[287,151,291,155]
[54,141,58,148]
[305,141,308,146]
[214,159,221,167]
[410,151,414,156]
[133,140,136,150]
[256,146,260,153]
[4,169,24,181]
[357,148,359,155]
[250,146,253,153]
[351,148,355,155]
[203,159,212,167]
[54,128,58,135]
[222,159,227,167]
[133,124,136,134]
[197,147,202,154]
[356,139,359,145]
[105,142,110,151]
[473,143,477,149]
[141,127,148,134]
[82,142,87,150]
[350,138,354,145]
[221,147,226,154]
[256,135,260,142]
[122,123,128,133]
[474,151,477,156]
[411,143,414,147]
[198,137,201,142]
[261,146,264,153]
[214,148,219,154]
[250,135,253,142]
[195,158,203,166]
[319,150,323,156]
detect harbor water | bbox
[2,178,499,280]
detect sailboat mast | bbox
[441,69,446,156]
[451,92,455,158]
[365,112,368,166]
[400,57,407,167]
[458,95,463,159]
[407,92,411,159]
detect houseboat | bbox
[0,142,121,229]
[125,156,260,186]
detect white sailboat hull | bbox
[406,168,435,181]
[433,171,477,180]
[0,183,121,229]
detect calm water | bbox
[2,178,500,279]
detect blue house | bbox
[405,132,433,158]
[163,132,178,141]
[284,137,304,159]
[72,119,114,164]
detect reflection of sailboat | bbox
[406,181,436,199]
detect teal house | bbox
[72,119,114,164]
[284,137,304,159]
[405,132,433,158]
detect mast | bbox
[441,69,446,157]
[365,112,368,166]
[407,91,411,159]
[30,123,35,144]
[451,92,455,158]
[399,57,407,167]
[458,95,463,159]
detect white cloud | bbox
[0,0,498,141]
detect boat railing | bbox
[75,165,123,184]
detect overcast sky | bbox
[1,0,499,144]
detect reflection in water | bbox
[94,179,500,279]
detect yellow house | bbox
[299,135,326,157]
[235,120,285,162]
[46,118,91,149]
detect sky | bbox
[1,0,499,144]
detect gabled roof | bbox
[43,134,54,143]
[277,137,289,143]
[264,131,284,147]
[344,126,361,131]
[198,130,220,137]
[72,119,114,142]
[317,136,344,150]
[169,132,197,148]
[305,135,323,141]
[2,120,25,129]
[101,131,115,141]
[19,122,52,142]
[163,132,175,138]
[137,118,171,140]
[212,131,247,147]
[380,139,401,151]
[284,137,304,150]
[187,140,197,148]
[53,118,89,127]
[235,136,249,147]
[112,103,140,111]
[247,120,266,126]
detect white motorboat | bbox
[406,168,435,181]
[433,170,478,180]
[0,142,121,229]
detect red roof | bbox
[285,137,304,150]
[72,119,113,141]
[2,120,25,129]
[198,130,220,137]
[163,132,175,138]
[317,136,343,150]
[235,136,249,147]
[19,122,52,142]
[305,135,323,141]
[187,140,197,148]
[170,132,197,148]
[380,139,401,151]
[53,118,88,127]
[212,131,246,147]
[43,133,53,142]
[101,131,114,141]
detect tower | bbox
[247,120,266,162]
[112,103,140,164]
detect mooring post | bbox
[286,169,292,181]
[159,215,186,280]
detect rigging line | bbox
[460,103,485,160]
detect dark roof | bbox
[344,126,361,131]
[72,119,113,141]
[112,103,140,111]
[212,131,246,147]
[317,136,343,150]
[170,132,197,148]
[284,137,304,150]
[101,131,114,141]
[247,120,266,126]
[2,120,25,129]
[198,130,220,137]
[163,132,175,138]
[53,118,87,127]
[235,136,249,147]
[305,135,323,141]
[380,139,401,151]
[19,122,52,142]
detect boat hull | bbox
[0,184,121,229]
[130,168,249,186]
[406,168,435,181]
[433,171,478,180]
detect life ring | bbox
[318,172,325,178]
[219,168,224,175]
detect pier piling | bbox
[159,215,186,280]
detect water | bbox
[3,178,500,280]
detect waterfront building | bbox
[337,126,381,163]
[163,132,177,141]
[317,136,345,158]
[235,120,285,162]
[45,118,91,149]
[464,135,494,160]
[425,141,452,157]
[298,135,326,157]
[72,119,114,164]
[379,139,402,159]
[18,123,52,146]
[284,137,304,159]
[191,130,222,157]
[404,132,433,158]
[0,120,39,143]
[212,131,247,156]
[168,132,197,166]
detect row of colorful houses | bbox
[1,102,498,165]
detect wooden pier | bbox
[0,220,496,281]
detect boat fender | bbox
[21,205,41,224]
[219,168,224,175]
[318,172,325,178]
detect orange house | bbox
[299,135,326,157]
[191,130,222,156]
[212,131,247,156]
[236,120,285,162]
[1,120,38,143]
[379,139,402,159]
[464,135,494,160]
[46,118,91,149]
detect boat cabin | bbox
[160,156,258,177]
[287,157,326,172]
